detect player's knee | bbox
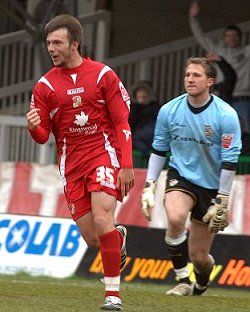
[94,215,105,226]
[167,217,185,233]
[94,216,113,236]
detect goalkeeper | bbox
[141,57,242,296]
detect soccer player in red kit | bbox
[26,14,134,311]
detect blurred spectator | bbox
[189,0,250,131]
[239,116,250,156]
[207,52,237,103]
[129,80,160,160]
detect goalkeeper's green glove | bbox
[202,193,229,233]
[141,180,156,221]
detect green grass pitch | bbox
[0,274,249,312]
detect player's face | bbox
[135,88,150,105]
[224,30,241,48]
[46,28,77,67]
[184,64,214,98]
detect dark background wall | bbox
[109,0,250,57]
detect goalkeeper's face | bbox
[184,64,214,98]
[46,28,78,68]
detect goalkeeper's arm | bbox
[203,162,236,233]
[141,149,167,220]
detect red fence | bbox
[1,162,250,235]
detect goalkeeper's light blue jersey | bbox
[153,94,242,189]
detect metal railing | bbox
[0,10,111,116]
[0,115,56,163]
[0,19,250,163]
[106,20,250,104]
[0,10,111,163]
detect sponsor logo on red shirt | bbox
[67,87,84,95]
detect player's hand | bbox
[141,180,156,221]
[116,168,134,197]
[26,109,41,130]
[189,0,200,17]
[202,193,229,233]
[206,52,222,62]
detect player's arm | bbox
[141,105,170,220]
[215,57,237,96]
[189,1,220,53]
[26,84,51,144]
[203,163,236,233]
[203,113,242,233]
[26,109,49,143]
[141,149,167,221]
[102,69,134,196]
[203,164,236,233]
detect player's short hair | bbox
[45,14,83,54]
[185,57,217,80]
[224,25,242,38]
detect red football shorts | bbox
[64,166,123,221]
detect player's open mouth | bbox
[51,55,58,61]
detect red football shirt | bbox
[29,58,132,184]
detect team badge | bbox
[222,134,234,148]
[169,179,179,187]
[72,95,83,108]
[204,125,213,137]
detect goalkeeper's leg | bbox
[163,187,195,296]
[189,219,216,296]
[192,254,215,295]
[165,231,192,296]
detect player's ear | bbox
[207,78,215,88]
[72,40,79,50]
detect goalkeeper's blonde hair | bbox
[184,57,217,91]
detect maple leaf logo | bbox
[74,111,88,126]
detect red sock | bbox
[99,229,121,298]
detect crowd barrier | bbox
[77,226,250,290]
[1,161,250,233]
[0,161,249,287]
[0,213,248,290]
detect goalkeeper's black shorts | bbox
[165,167,218,223]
